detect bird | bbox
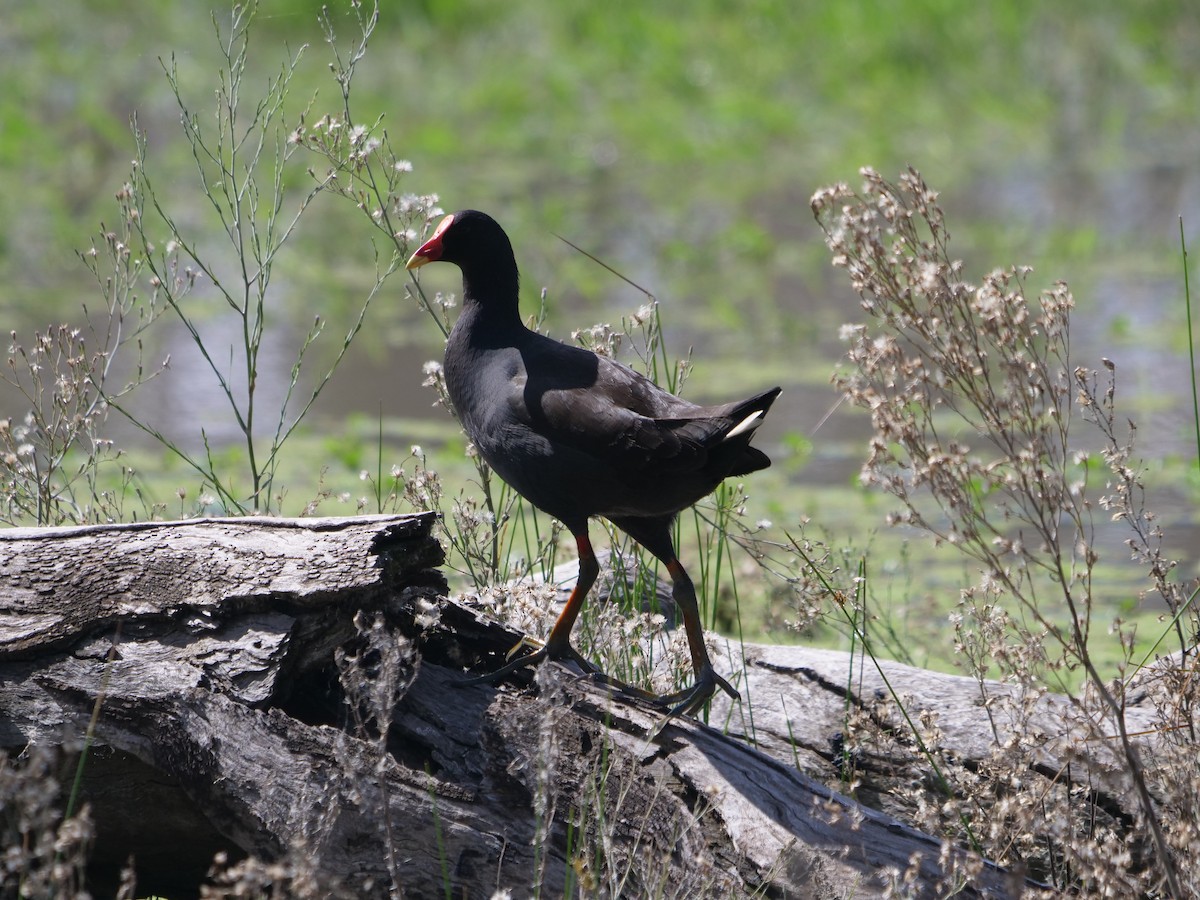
[406,209,780,718]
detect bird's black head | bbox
[405,209,515,275]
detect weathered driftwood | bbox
[708,640,1160,826]
[525,553,1160,857]
[2,514,1053,898]
[532,553,1161,788]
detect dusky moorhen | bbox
[406,210,780,717]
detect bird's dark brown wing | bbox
[510,351,744,475]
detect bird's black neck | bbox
[460,260,523,329]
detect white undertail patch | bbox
[724,409,764,440]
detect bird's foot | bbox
[504,634,545,662]
[455,635,600,688]
[553,642,603,676]
[652,666,740,721]
[454,646,549,687]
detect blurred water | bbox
[84,162,1198,579]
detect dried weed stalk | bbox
[0,743,95,898]
[812,167,1196,895]
[0,196,172,525]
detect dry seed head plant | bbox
[0,188,175,526]
[811,167,1199,896]
[0,742,98,898]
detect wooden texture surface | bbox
[0,514,1078,897]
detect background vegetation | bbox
[3,2,1200,896]
[1,0,1197,658]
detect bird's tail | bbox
[715,386,781,476]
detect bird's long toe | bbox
[455,637,603,688]
[653,666,740,719]
[455,646,550,687]
[547,640,603,675]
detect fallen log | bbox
[2,515,1071,897]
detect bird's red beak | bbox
[405,213,455,269]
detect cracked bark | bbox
[1,514,1124,897]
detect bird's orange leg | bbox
[543,532,600,667]
[457,532,601,686]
